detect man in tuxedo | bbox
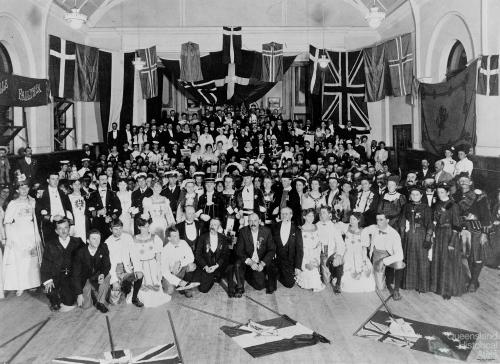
[121,123,133,146]
[17,146,37,183]
[72,229,111,313]
[107,122,121,149]
[302,140,317,164]
[86,173,122,240]
[417,159,433,181]
[197,174,225,233]
[148,124,160,143]
[353,177,379,226]
[271,173,301,225]
[131,173,153,233]
[434,160,453,184]
[234,213,276,296]
[81,144,96,162]
[195,219,232,294]
[235,171,266,226]
[270,208,303,291]
[323,176,341,210]
[176,205,202,252]
[40,218,84,312]
[161,171,181,218]
[35,171,73,242]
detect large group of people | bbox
[0,105,499,314]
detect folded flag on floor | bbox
[220,315,325,358]
[354,310,477,361]
[52,342,181,364]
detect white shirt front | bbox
[59,236,70,249]
[242,185,254,210]
[105,233,134,284]
[441,157,456,175]
[185,221,197,241]
[455,158,473,177]
[209,233,218,252]
[161,240,195,285]
[327,189,339,206]
[25,157,32,164]
[280,221,291,246]
[354,190,373,213]
[99,189,107,207]
[251,229,259,262]
[362,224,403,266]
[48,186,65,217]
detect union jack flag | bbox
[138,46,158,99]
[322,50,369,130]
[181,80,219,105]
[53,343,181,363]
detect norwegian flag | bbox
[477,54,499,96]
[181,80,219,105]
[137,46,159,99]
[321,50,369,130]
[53,343,181,364]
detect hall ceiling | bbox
[53,0,407,28]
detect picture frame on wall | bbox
[267,97,281,110]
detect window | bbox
[446,41,467,79]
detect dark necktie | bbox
[378,230,386,235]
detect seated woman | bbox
[338,212,375,293]
[130,216,171,307]
[296,209,325,292]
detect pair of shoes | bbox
[265,287,276,294]
[16,290,24,297]
[227,290,235,298]
[235,287,244,298]
[50,304,60,312]
[95,302,109,313]
[392,289,402,301]
[333,284,341,294]
[467,282,478,293]
[132,298,144,308]
[183,290,193,298]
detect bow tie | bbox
[378,230,387,235]
[186,222,194,225]
[100,189,107,193]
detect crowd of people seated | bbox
[0,104,499,314]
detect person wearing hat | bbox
[430,182,466,299]
[440,147,456,176]
[454,146,473,177]
[377,175,406,236]
[131,173,153,234]
[362,212,405,300]
[235,170,266,226]
[78,158,91,178]
[197,173,224,233]
[161,171,181,218]
[271,172,301,225]
[58,160,70,180]
[402,185,433,293]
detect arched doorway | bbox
[446,40,467,79]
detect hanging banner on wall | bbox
[0,73,50,107]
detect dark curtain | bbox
[120,52,135,128]
[98,51,111,137]
[146,72,163,123]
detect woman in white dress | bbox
[301,178,326,219]
[116,178,134,235]
[339,212,375,293]
[3,181,41,296]
[130,216,171,307]
[296,209,325,292]
[143,180,175,244]
[68,179,87,241]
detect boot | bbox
[468,263,483,293]
[393,269,404,301]
[132,278,144,307]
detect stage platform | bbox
[0,267,499,364]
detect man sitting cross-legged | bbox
[161,227,198,298]
[72,229,111,313]
[105,219,144,307]
[194,218,234,295]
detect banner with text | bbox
[0,73,50,107]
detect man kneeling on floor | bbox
[72,229,111,313]
[162,227,197,298]
[105,219,144,307]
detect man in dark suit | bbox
[148,124,160,144]
[161,171,181,218]
[235,171,266,224]
[72,229,111,313]
[302,140,317,164]
[176,205,202,252]
[234,213,276,296]
[270,207,303,291]
[131,173,152,233]
[271,173,301,225]
[120,123,133,146]
[195,219,232,294]
[417,159,433,181]
[40,218,84,312]
[197,174,225,233]
[86,173,122,240]
[323,176,341,210]
[107,122,121,149]
[35,171,73,242]
[81,144,97,162]
[17,146,37,183]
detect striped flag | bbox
[137,46,158,99]
[386,33,413,97]
[53,343,181,363]
[477,55,499,96]
[222,26,242,64]
[48,35,76,99]
[181,80,219,105]
[261,42,283,82]
[220,316,322,358]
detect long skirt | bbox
[430,226,467,297]
[404,227,431,292]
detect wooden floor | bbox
[1,268,499,364]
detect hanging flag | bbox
[309,45,322,95]
[321,50,369,130]
[421,60,477,156]
[48,35,76,99]
[137,46,158,99]
[181,80,219,105]
[386,33,413,97]
[261,42,283,82]
[222,26,242,64]
[53,342,181,363]
[98,50,111,138]
[0,73,50,107]
[180,42,203,82]
[477,54,499,96]
[74,44,99,102]
[363,43,388,102]
[120,52,136,126]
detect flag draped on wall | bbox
[222,26,242,64]
[120,52,136,127]
[421,60,478,156]
[363,43,388,102]
[386,33,413,97]
[309,47,369,130]
[49,35,76,99]
[74,44,99,102]
[137,46,158,99]
[180,42,203,82]
[261,42,283,82]
[308,45,322,95]
[477,55,499,96]
[98,50,111,138]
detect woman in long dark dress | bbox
[377,175,406,236]
[430,183,466,299]
[403,186,433,292]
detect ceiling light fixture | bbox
[365,0,386,29]
[64,1,87,30]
